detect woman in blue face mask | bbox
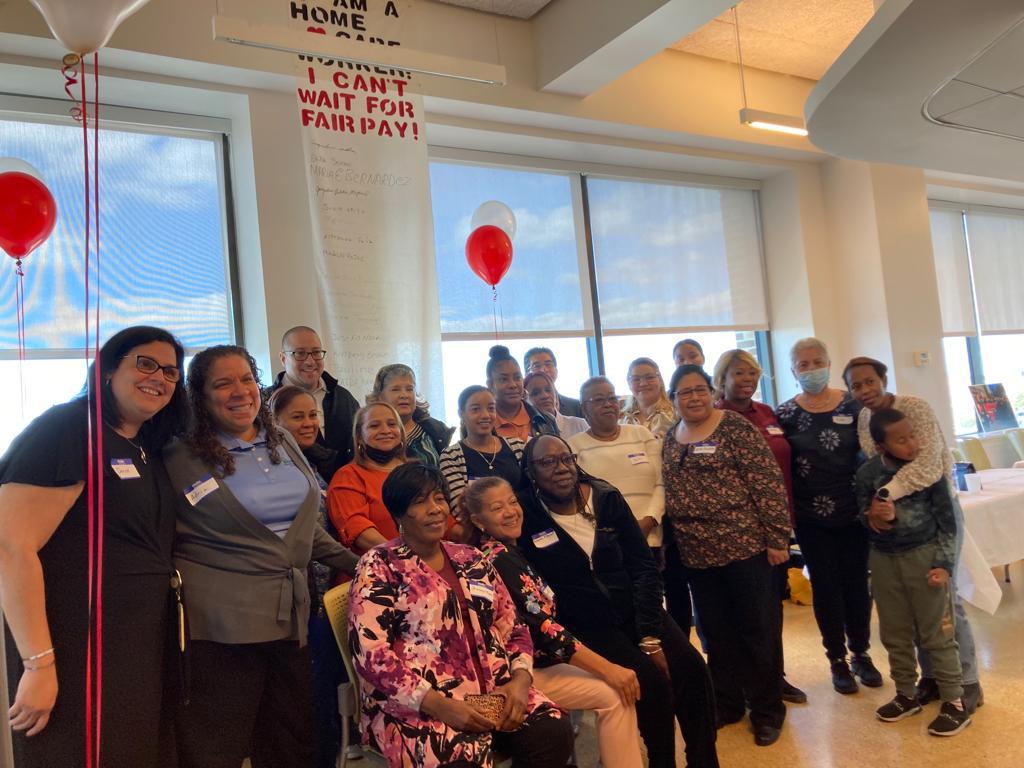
[775,338,881,697]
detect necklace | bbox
[121,434,147,464]
[463,438,500,471]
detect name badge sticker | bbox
[110,458,141,480]
[628,452,649,465]
[185,475,219,506]
[532,528,559,549]
[833,414,854,425]
[766,426,785,436]
[692,442,718,455]
[468,580,495,602]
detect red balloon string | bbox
[61,55,83,122]
[91,51,104,768]
[14,259,25,361]
[492,285,498,339]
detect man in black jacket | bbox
[264,326,360,479]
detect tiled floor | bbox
[572,560,1024,767]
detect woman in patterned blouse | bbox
[661,364,790,747]
[461,476,644,768]
[775,338,882,696]
[347,463,572,768]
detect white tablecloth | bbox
[956,468,1024,613]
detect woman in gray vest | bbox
[165,345,358,768]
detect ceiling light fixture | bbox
[731,6,808,137]
[212,15,507,86]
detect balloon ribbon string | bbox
[91,51,104,768]
[492,285,498,339]
[15,259,26,419]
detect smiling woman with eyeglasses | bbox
[0,326,190,767]
[661,364,791,747]
[516,434,719,768]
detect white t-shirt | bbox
[569,424,665,546]
[549,497,597,564]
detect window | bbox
[0,111,237,452]
[428,156,773,421]
[929,202,1024,434]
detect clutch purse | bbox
[464,693,506,724]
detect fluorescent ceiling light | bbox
[739,108,809,137]
[212,15,507,86]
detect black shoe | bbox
[851,653,884,688]
[962,682,984,714]
[915,676,940,704]
[753,725,781,746]
[928,700,971,736]
[876,693,923,722]
[830,659,858,695]
[781,679,808,704]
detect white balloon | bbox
[28,0,152,55]
[0,158,43,180]
[471,200,517,241]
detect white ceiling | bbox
[806,0,1024,181]
[670,0,874,81]
[432,0,554,19]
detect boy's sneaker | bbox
[851,653,884,687]
[876,693,923,722]
[927,700,972,737]
[915,676,940,704]
[830,659,858,695]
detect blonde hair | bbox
[621,357,673,419]
[352,402,407,466]
[712,349,763,398]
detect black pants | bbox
[176,639,314,768]
[774,561,790,679]
[662,537,693,636]
[308,610,345,768]
[794,520,872,661]
[684,553,785,730]
[581,616,719,768]
[441,710,574,768]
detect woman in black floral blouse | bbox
[461,476,644,768]
[662,365,790,748]
[775,337,881,696]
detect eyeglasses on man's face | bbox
[286,349,327,361]
[672,386,711,400]
[534,453,577,471]
[584,395,619,407]
[127,354,181,382]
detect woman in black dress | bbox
[0,325,189,767]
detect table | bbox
[957,468,1024,613]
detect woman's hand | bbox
[599,660,641,706]
[647,648,671,681]
[421,691,494,733]
[494,670,531,732]
[927,568,949,588]
[9,665,58,736]
[766,547,789,566]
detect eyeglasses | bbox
[628,374,659,385]
[286,349,327,361]
[533,453,577,471]
[584,395,619,407]
[126,354,181,382]
[672,386,711,400]
[529,361,555,371]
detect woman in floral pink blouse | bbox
[347,463,572,768]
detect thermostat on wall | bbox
[913,351,931,367]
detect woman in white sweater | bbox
[568,376,665,550]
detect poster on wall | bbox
[969,383,1019,433]
[287,0,443,408]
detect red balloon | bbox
[465,225,513,287]
[0,171,57,259]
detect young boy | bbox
[855,408,970,736]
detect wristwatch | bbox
[875,487,891,502]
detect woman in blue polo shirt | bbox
[164,345,358,768]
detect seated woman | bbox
[165,345,358,768]
[440,385,526,506]
[487,345,557,443]
[569,376,664,551]
[327,403,408,556]
[369,364,454,467]
[620,357,676,439]
[348,463,574,768]
[524,371,588,439]
[461,477,644,768]
[517,435,719,768]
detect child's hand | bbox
[927,568,949,587]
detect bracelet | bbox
[22,647,54,663]
[641,647,663,656]
[24,657,56,672]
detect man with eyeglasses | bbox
[265,325,360,479]
[523,347,584,418]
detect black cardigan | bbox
[516,478,665,642]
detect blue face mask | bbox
[797,367,830,394]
